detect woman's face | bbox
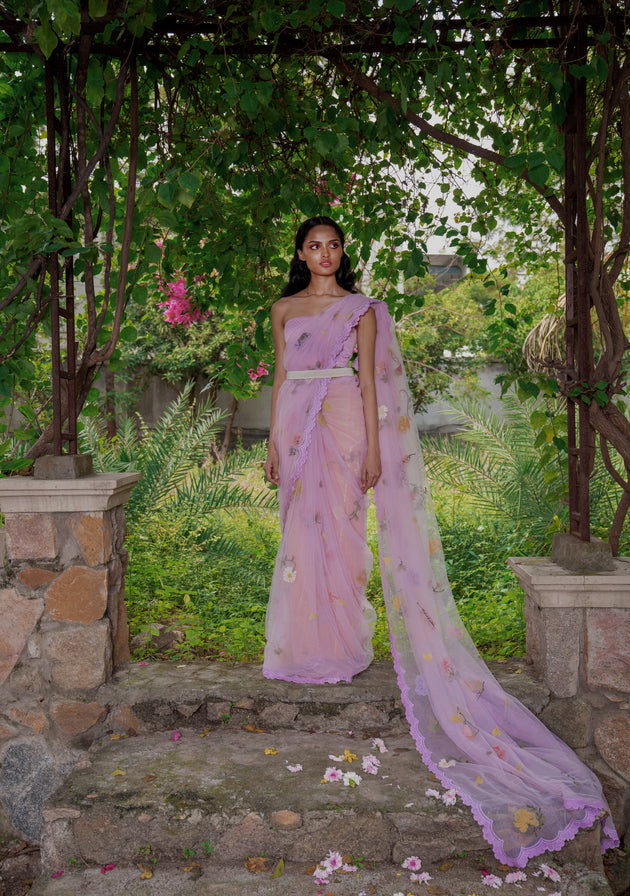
[297,225,343,279]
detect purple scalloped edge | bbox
[282,296,373,527]
[388,636,619,866]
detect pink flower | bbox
[442,789,457,805]
[361,754,380,774]
[505,871,527,883]
[425,788,441,799]
[51,870,64,879]
[341,863,358,872]
[411,871,433,883]
[286,763,302,773]
[324,851,343,871]
[539,864,561,882]
[100,864,116,874]
[323,766,343,782]
[481,873,503,888]
[402,855,422,871]
[170,730,181,742]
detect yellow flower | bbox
[342,749,358,763]
[492,727,501,737]
[264,748,279,755]
[513,807,540,832]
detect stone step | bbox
[28,855,613,896]
[38,723,614,895]
[41,726,490,870]
[96,658,550,737]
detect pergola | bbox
[1,3,628,545]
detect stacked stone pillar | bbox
[0,464,139,840]
[509,551,630,846]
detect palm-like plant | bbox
[423,394,568,546]
[80,383,277,559]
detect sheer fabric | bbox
[263,293,618,866]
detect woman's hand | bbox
[360,449,381,493]
[264,444,280,485]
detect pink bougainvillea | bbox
[157,272,211,328]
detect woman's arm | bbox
[264,301,287,485]
[357,306,381,493]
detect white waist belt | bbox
[286,368,355,380]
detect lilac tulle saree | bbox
[263,293,618,866]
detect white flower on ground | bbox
[342,863,358,872]
[539,864,561,882]
[505,871,527,883]
[343,771,362,787]
[282,565,297,583]
[371,737,388,753]
[425,788,441,799]
[402,856,422,871]
[329,753,344,761]
[286,763,302,773]
[323,766,343,782]
[442,788,457,805]
[482,873,503,888]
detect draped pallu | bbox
[263,293,618,867]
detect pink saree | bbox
[263,293,619,867]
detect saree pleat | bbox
[263,294,619,865]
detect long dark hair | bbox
[281,216,357,297]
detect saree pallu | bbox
[263,293,619,866]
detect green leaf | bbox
[327,0,345,16]
[33,23,59,58]
[261,9,283,31]
[392,15,411,45]
[528,164,549,186]
[89,0,108,17]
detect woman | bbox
[263,216,618,867]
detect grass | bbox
[126,469,528,664]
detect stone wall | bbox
[509,556,630,847]
[0,472,139,841]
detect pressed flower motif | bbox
[282,565,297,583]
[323,766,343,782]
[439,758,456,769]
[402,856,422,871]
[397,415,410,433]
[513,808,539,832]
[378,404,388,420]
[492,744,506,760]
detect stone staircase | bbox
[26,661,622,895]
